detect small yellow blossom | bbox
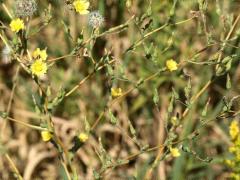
[170,147,181,157]
[30,59,48,77]
[78,132,89,142]
[41,131,52,142]
[10,18,25,33]
[237,151,240,161]
[171,116,179,126]
[226,120,240,176]
[235,136,240,146]
[111,88,123,98]
[73,0,90,14]
[126,0,132,8]
[230,173,240,180]
[166,59,178,72]
[229,146,237,153]
[225,159,234,167]
[229,120,239,140]
[33,48,48,61]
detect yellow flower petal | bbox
[10,18,25,33]
[73,0,90,15]
[166,59,178,72]
[41,131,52,142]
[33,48,48,61]
[229,146,237,153]
[78,132,89,142]
[32,48,41,59]
[30,59,48,77]
[229,120,239,140]
[80,10,89,14]
[170,147,181,157]
[111,88,123,98]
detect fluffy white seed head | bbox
[88,11,104,28]
[14,0,37,17]
[1,45,12,64]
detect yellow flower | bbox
[126,0,132,8]
[235,136,240,146]
[229,120,239,140]
[236,151,240,161]
[73,0,90,14]
[78,132,89,142]
[229,146,237,153]
[225,160,234,167]
[230,173,240,180]
[171,116,179,126]
[170,147,181,157]
[33,48,48,61]
[166,59,178,72]
[111,88,123,98]
[10,18,25,33]
[41,131,52,142]
[30,59,48,77]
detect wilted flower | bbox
[10,18,25,33]
[14,0,37,17]
[1,45,12,64]
[88,11,104,28]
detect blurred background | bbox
[0,0,240,179]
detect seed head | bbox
[14,0,37,17]
[1,45,12,64]
[88,11,104,28]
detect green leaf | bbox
[168,93,175,113]
[48,88,66,110]
[172,87,179,99]
[225,59,232,71]
[0,142,7,154]
[108,110,117,125]
[216,66,224,76]
[0,111,8,119]
[93,170,101,180]
[61,20,73,40]
[98,137,113,170]
[226,73,231,89]
[129,120,136,136]
[184,78,192,105]
[170,0,178,17]
[84,117,91,132]
[59,164,69,180]
[32,95,42,114]
[201,98,210,117]
[46,86,51,97]
[153,88,159,105]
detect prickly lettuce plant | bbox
[0,0,240,179]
